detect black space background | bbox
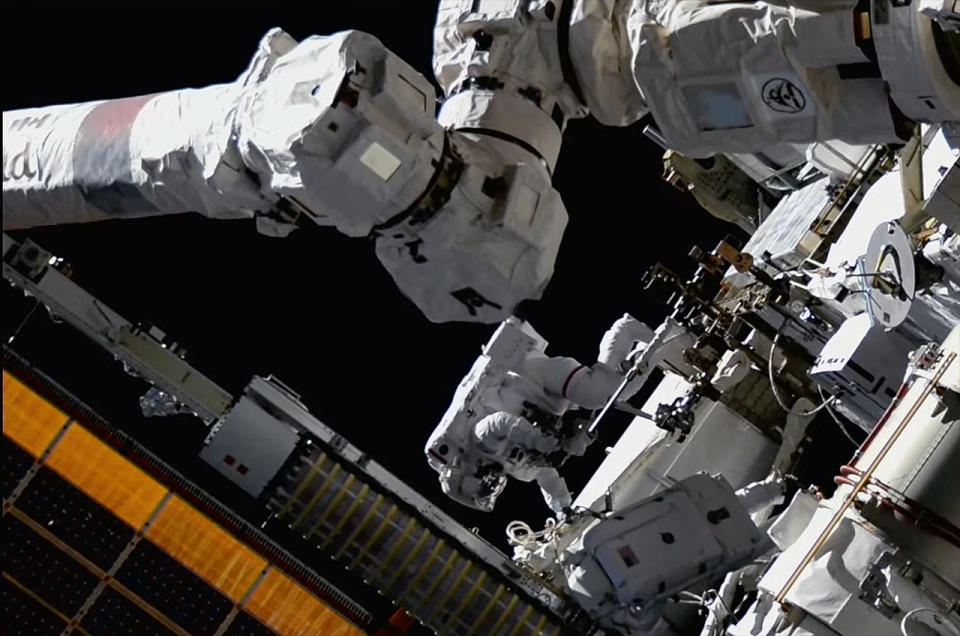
[1,3,759,549]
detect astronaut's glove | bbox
[766,468,798,494]
[561,428,594,457]
[599,314,655,373]
[625,340,649,370]
[781,472,802,493]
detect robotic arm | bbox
[419,0,958,317]
[440,0,959,152]
[7,3,957,324]
[3,28,567,324]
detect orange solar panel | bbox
[45,424,168,528]
[2,370,69,456]
[4,372,368,635]
[147,495,267,601]
[246,569,365,636]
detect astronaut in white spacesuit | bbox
[428,313,654,515]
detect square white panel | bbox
[359,141,402,181]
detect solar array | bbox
[2,371,364,636]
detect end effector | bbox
[237,29,570,324]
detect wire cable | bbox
[6,298,40,345]
[506,517,562,570]
[767,329,836,417]
[818,385,861,447]
[678,588,732,636]
[856,258,880,327]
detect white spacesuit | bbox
[4,2,957,324]
[427,313,653,514]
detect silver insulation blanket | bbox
[3,82,264,229]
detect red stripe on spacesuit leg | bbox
[561,364,586,399]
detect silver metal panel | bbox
[740,177,832,270]
[200,395,300,496]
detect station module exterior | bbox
[4,2,960,635]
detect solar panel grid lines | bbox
[80,586,178,636]
[114,539,233,635]
[5,348,370,628]
[272,447,567,635]
[2,572,74,635]
[66,491,176,636]
[2,367,366,636]
[1,514,100,618]
[3,501,190,636]
[212,565,272,636]
[2,437,37,499]
[15,467,135,570]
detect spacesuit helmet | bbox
[437,457,507,512]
